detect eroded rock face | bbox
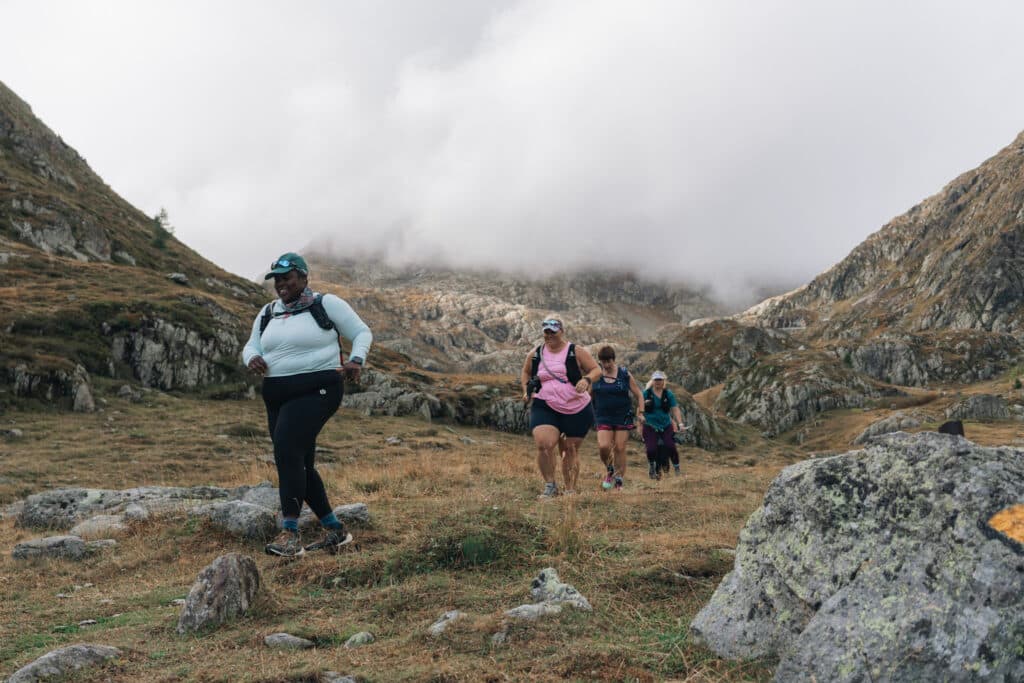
[7,363,96,412]
[690,432,1024,681]
[657,320,793,393]
[716,351,879,437]
[946,393,1010,421]
[109,317,240,390]
[177,553,260,634]
[832,331,1021,387]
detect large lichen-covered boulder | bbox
[690,432,1024,681]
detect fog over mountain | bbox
[4,0,1024,305]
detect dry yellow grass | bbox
[1,377,1020,681]
[0,390,787,682]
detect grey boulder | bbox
[7,643,121,683]
[177,553,260,634]
[690,431,1024,681]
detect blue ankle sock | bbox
[320,513,343,530]
[282,518,298,532]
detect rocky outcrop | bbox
[6,362,95,412]
[108,316,241,390]
[690,432,1024,681]
[852,411,923,444]
[946,393,1010,421]
[831,330,1020,387]
[716,351,880,437]
[656,319,793,393]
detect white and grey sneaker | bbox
[538,482,559,499]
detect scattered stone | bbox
[504,567,592,620]
[264,632,314,649]
[117,384,144,402]
[385,436,402,445]
[428,610,467,637]
[344,631,375,648]
[690,431,1024,681]
[56,593,72,599]
[298,502,371,530]
[177,553,260,634]
[12,535,86,560]
[491,629,508,645]
[167,272,190,285]
[7,644,122,683]
[99,599,113,605]
[70,514,128,539]
[191,500,277,541]
[459,436,476,445]
[321,673,357,683]
[85,539,118,551]
[530,567,592,611]
[78,619,98,626]
[2,428,24,439]
[124,503,149,522]
[170,598,186,606]
[505,603,562,620]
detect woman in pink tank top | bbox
[519,317,600,497]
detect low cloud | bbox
[5,1,1024,305]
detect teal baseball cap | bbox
[264,252,308,279]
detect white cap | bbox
[651,371,667,381]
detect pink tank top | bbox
[535,343,592,414]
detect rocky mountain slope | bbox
[675,130,1024,436]
[0,80,267,409]
[738,130,1024,339]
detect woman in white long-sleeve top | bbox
[242,252,372,557]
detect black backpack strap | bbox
[258,303,274,336]
[308,295,336,332]
[565,343,581,384]
[531,346,542,377]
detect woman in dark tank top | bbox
[591,345,645,491]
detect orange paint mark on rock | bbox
[989,504,1024,544]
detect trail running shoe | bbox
[602,472,615,490]
[305,528,353,554]
[648,462,658,480]
[265,530,304,557]
[613,477,624,491]
[674,465,681,476]
[539,482,559,499]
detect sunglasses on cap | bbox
[271,258,296,270]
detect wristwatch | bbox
[349,356,364,366]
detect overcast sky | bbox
[4,1,1024,305]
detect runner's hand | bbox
[342,361,362,383]
[247,356,268,375]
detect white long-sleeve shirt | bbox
[241,293,373,377]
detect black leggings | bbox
[261,370,342,519]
